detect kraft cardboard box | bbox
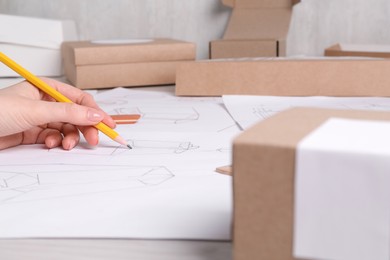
[211,39,279,58]
[0,14,78,77]
[209,0,300,59]
[61,39,196,89]
[232,107,390,260]
[175,58,390,96]
[325,43,390,59]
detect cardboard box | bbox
[209,0,300,59]
[175,58,390,96]
[232,107,390,260]
[210,39,279,58]
[0,14,78,77]
[325,43,390,59]
[61,39,196,89]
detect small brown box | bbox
[175,58,390,97]
[325,43,390,59]
[209,0,299,59]
[210,39,278,58]
[232,107,390,260]
[61,39,196,89]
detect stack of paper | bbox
[0,87,238,240]
[0,14,78,77]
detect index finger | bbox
[40,77,97,106]
[39,77,116,128]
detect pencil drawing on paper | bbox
[252,105,288,120]
[217,123,241,133]
[216,147,231,153]
[344,103,390,111]
[109,106,200,124]
[97,93,169,106]
[112,139,200,155]
[48,139,200,156]
[0,164,175,204]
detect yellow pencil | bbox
[0,51,132,149]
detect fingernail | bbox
[66,140,76,150]
[47,140,54,148]
[87,110,104,122]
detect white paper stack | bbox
[0,14,78,77]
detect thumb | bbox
[31,101,105,126]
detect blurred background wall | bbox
[1,0,390,58]
[0,0,231,59]
[287,0,390,56]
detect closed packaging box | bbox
[232,107,390,260]
[210,0,300,59]
[325,43,390,59]
[175,58,390,96]
[61,39,196,89]
[211,39,280,58]
[0,14,78,77]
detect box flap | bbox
[222,0,295,9]
[223,9,292,40]
[0,14,78,49]
[222,0,234,7]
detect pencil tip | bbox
[113,136,132,149]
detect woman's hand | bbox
[0,78,115,150]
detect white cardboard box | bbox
[0,14,78,77]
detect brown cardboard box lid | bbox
[65,60,183,90]
[235,107,390,148]
[325,43,390,59]
[175,58,390,97]
[223,8,292,40]
[213,0,299,60]
[222,0,295,9]
[61,38,196,66]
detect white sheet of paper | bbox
[294,118,390,260]
[223,95,390,130]
[0,87,241,239]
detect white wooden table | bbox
[0,239,232,260]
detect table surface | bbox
[0,78,232,260]
[0,239,232,260]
